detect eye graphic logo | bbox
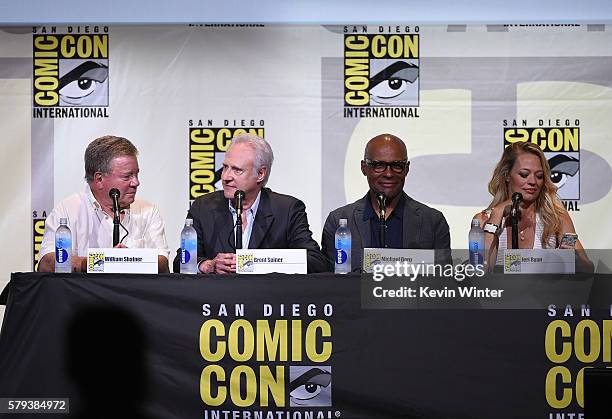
[32,32,109,109]
[289,366,332,407]
[546,153,580,200]
[344,32,420,109]
[369,59,419,106]
[58,59,108,106]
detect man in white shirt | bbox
[38,135,170,273]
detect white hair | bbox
[228,134,274,186]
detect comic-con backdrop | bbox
[1,23,612,282]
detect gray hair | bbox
[84,135,138,184]
[228,134,274,186]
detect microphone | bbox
[234,190,245,250]
[109,188,121,247]
[234,190,245,216]
[376,192,387,219]
[109,188,121,219]
[511,192,523,217]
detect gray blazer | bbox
[321,192,452,271]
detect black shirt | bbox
[363,192,405,248]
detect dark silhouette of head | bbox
[65,304,151,419]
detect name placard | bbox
[503,249,575,274]
[87,248,158,274]
[236,249,307,274]
[362,248,435,273]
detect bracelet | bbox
[483,223,499,235]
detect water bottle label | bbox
[56,247,69,263]
[469,252,483,265]
[181,249,191,264]
[335,249,347,264]
[469,241,484,265]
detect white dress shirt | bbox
[39,187,170,260]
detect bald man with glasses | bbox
[321,133,451,272]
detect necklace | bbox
[519,214,535,241]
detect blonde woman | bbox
[474,142,593,272]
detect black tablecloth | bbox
[0,272,607,418]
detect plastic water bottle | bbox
[468,218,485,267]
[334,219,351,274]
[55,218,72,273]
[180,219,198,274]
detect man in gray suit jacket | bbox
[322,133,451,272]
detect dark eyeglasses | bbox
[364,159,409,174]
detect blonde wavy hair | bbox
[487,142,565,248]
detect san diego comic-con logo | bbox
[88,252,106,272]
[544,305,612,414]
[199,303,335,417]
[504,252,522,273]
[236,254,254,273]
[188,119,265,202]
[343,25,420,118]
[32,214,46,271]
[32,26,109,118]
[503,119,581,211]
[363,252,383,272]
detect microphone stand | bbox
[510,192,523,249]
[379,211,386,248]
[511,205,519,249]
[235,192,244,250]
[113,212,120,247]
[376,193,387,248]
[110,191,120,247]
[235,211,243,250]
